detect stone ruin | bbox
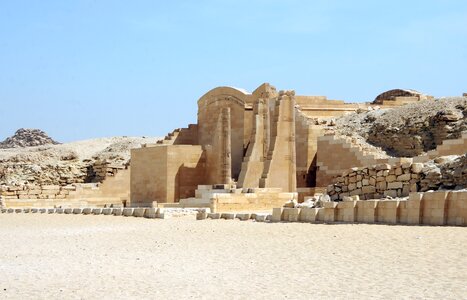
[0,128,60,149]
[1,83,466,226]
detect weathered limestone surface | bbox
[273,190,466,226]
[130,83,383,209]
[326,155,467,201]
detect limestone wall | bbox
[130,145,206,205]
[326,155,466,201]
[198,87,249,180]
[0,165,130,208]
[316,132,467,187]
[326,162,420,201]
[273,190,466,226]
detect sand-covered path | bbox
[0,214,466,299]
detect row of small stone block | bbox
[0,207,166,219]
[197,211,272,222]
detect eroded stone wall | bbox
[326,155,467,201]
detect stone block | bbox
[133,208,146,217]
[356,200,378,223]
[39,208,47,214]
[82,208,93,215]
[221,213,235,220]
[376,181,386,190]
[299,208,319,222]
[207,213,221,219]
[157,208,166,219]
[350,189,362,196]
[31,208,39,213]
[386,175,396,182]
[337,201,357,222]
[14,208,23,213]
[285,208,299,222]
[362,186,376,194]
[56,208,64,214]
[411,163,424,173]
[323,206,336,223]
[397,174,411,182]
[72,208,82,214]
[112,208,123,216]
[376,163,391,171]
[378,200,400,224]
[23,208,30,213]
[272,208,284,222]
[123,208,134,217]
[254,214,268,222]
[394,167,402,176]
[102,208,113,215]
[407,193,423,224]
[196,211,208,220]
[422,191,448,225]
[235,213,251,221]
[47,208,55,214]
[144,208,158,218]
[387,182,403,189]
[384,190,397,198]
[92,208,103,215]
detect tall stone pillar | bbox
[237,98,268,188]
[259,90,297,192]
[220,107,232,184]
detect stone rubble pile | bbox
[0,128,60,149]
[283,194,331,209]
[0,162,89,186]
[0,132,153,186]
[367,99,466,157]
[326,154,467,201]
[330,97,467,157]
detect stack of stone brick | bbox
[327,162,424,200]
[91,160,126,182]
[327,154,467,200]
[0,184,77,202]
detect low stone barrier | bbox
[0,206,166,220]
[271,190,466,226]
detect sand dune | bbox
[0,215,466,299]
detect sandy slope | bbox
[0,215,466,299]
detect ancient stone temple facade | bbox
[130,83,425,205]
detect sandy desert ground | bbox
[0,214,466,300]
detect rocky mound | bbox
[0,136,160,186]
[0,128,60,149]
[331,97,467,157]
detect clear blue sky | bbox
[1,1,466,142]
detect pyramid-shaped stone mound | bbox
[0,128,60,149]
